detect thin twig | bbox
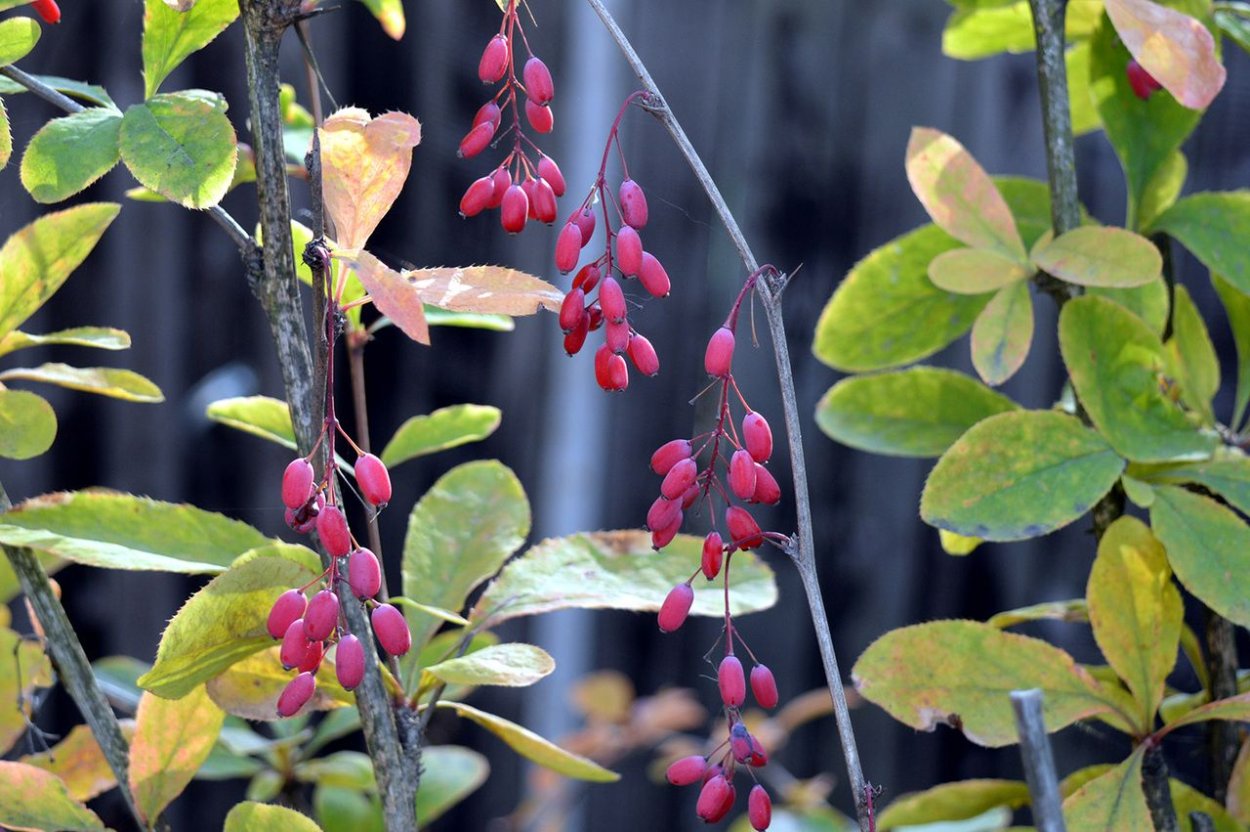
[1206,610,1239,802]
[585,1,868,827]
[1011,690,1067,832]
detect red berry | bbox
[680,483,700,509]
[532,178,558,224]
[355,453,391,507]
[335,634,366,691]
[646,495,683,534]
[563,312,590,356]
[280,619,315,670]
[304,589,340,641]
[281,458,315,511]
[457,119,496,159]
[726,505,763,549]
[488,167,512,208]
[573,263,601,293]
[348,548,382,600]
[604,352,629,392]
[316,505,352,558]
[660,457,698,500]
[748,785,772,831]
[702,763,723,786]
[288,492,325,535]
[665,755,707,786]
[537,155,565,197]
[650,508,682,549]
[750,464,781,505]
[460,175,496,218]
[747,732,768,766]
[472,100,502,130]
[522,178,539,220]
[729,449,758,500]
[751,664,779,709]
[559,288,586,333]
[627,333,659,376]
[276,672,316,718]
[618,178,648,228]
[719,655,746,707]
[501,184,528,234]
[523,56,554,104]
[587,304,604,331]
[637,252,670,298]
[701,532,723,580]
[298,639,325,674]
[616,226,643,276]
[267,589,307,639]
[1126,58,1162,101]
[658,583,694,632]
[525,98,554,133]
[651,438,693,475]
[599,276,627,323]
[705,326,735,377]
[696,775,736,823]
[574,205,596,244]
[730,721,753,763]
[372,603,412,656]
[606,319,631,354]
[30,0,59,24]
[478,34,510,84]
[742,412,773,462]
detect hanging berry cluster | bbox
[557,91,670,391]
[267,252,412,718]
[652,267,784,829]
[457,0,565,232]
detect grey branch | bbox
[1011,690,1066,832]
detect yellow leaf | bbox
[22,721,134,802]
[204,647,353,720]
[0,628,53,756]
[128,685,225,824]
[0,761,105,831]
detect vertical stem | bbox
[1028,0,1080,237]
[1011,690,1067,832]
[1206,610,1239,803]
[1143,744,1180,832]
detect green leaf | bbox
[0,326,130,358]
[1086,516,1181,727]
[1067,41,1100,136]
[129,685,225,824]
[1086,273,1170,337]
[295,751,376,790]
[1136,453,1250,516]
[905,127,1025,260]
[1213,273,1250,430]
[996,176,1070,250]
[920,410,1125,541]
[314,786,382,832]
[1138,151,1187,231]
[853,620,1124,747]
[424,643,555,688]
[0,388,55,459]
[1151,192,1250,294]
[0,17,39,67]
[0,491,275,574]
[20,108,122,203]
[927,247,1031,294]
[119,91,237,208]
[986,599,1089,629]
[1058,294,1218,462]
[1031,226,1162,288]
[414,746,489,826]
[1062,748,1149,832]
[812,224,990,372]
[1170,778,1243,832]
[0,97,11,170]
[1217,5,1250,55]
[970,281,1033,386]
[1089,13,1201,229]
[438,701,619,782]
[0,74,117,110]
[814,366,1018,457]
[381,404,501,468]
[137,552,317,698]
[142,0,239,98]
[1228,735,1250,825]
[0,363,162,402]
[359,0,405,39]
[875,780,1030,829]
[225,802,323,832]
[1164,284,1219,421]
[388,597,468,626]
[401,460,529,670]
[1159,691,1250,733]
[0,202,120,341]
[422,307,514,331]
[415,631,499,704]
[942,2,1036,59]
[0,761,105,831]
[472,531,777,625]
[207,395,295,446]
[1151,486,1250,629]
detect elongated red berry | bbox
[556,227,584,278]
[637,252,670,298]
[747,732,768,766]
[281,459,315,510]
[647,495,682,532]
[751,664,779,709]
[488,167,511,208]
[349,548,382,600]
[460,175,496,218]
[298,639,325,674]
[559,288,586,333]
[525,98,554,133]
[606,319,630,354]
[680,483,700,509]
[304,589,340,641]
[478,34,509,83]
[651,438,692,475]
[574,205,596,244]
[316,504,352,557]
[563,312,590,356]
[627,333,659,376]
[522,179,539,220]
[729,449,757,500]
[604,352,629,392]
[277,672,316,718]
[501,185,528,234]
[573,263,601,293]
[751,464,781,505]
[335,634,366,691]
[372,603,411,656]
[537,155,565,197]
[696,775,736,823]
[665,755,708,786]
[705,326,735,377]
[599,276,627,323]
[355,453,392,507]
[458,120,495,159]
[658,583,694,632]
[726,505,763,549]
[701,532,723,580]
[742,412,773,462]
[749,785,772,830]
[268,589,307,639]
[472,100,502,130]
[651,508,682,549]
[616,226,643,276]
[661,457,698,500]
[730,721,753,763]
[719,655,746,707]
[523,56,554,104]
[532,178,558,224]
[280,619,315,670]
[1126,58,1162,101]
[30,0,59,24]
[618,178,648,228]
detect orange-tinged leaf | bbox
[970,280,1033,386]
[0,627,53,756]
[1105,0,1226,109]
[906,127,1025,261]
[205,647,353,720]
[319,108,421,249]
[927,247,1031,294]
[21,722,133,802]
[341,249,429,345]
[0,761,105,831]
[1159,690,1250,733]
[128,685,225,824]
[403,265,564,316]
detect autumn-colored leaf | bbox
[404,265,564,316]
[319,108,421,249]
[21,722,132,802]
[1062,748,1150,831]
[339,249,428,344]
[0,761,105,831]
[129,684,225,824]
[1104,0,1225,110]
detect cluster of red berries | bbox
[268,449,410,718]
[30,0,59,24]
[557,92,671,392]
[1126,58,1162,101]
[457,0,564,234]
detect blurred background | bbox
[3,0,1250,829]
